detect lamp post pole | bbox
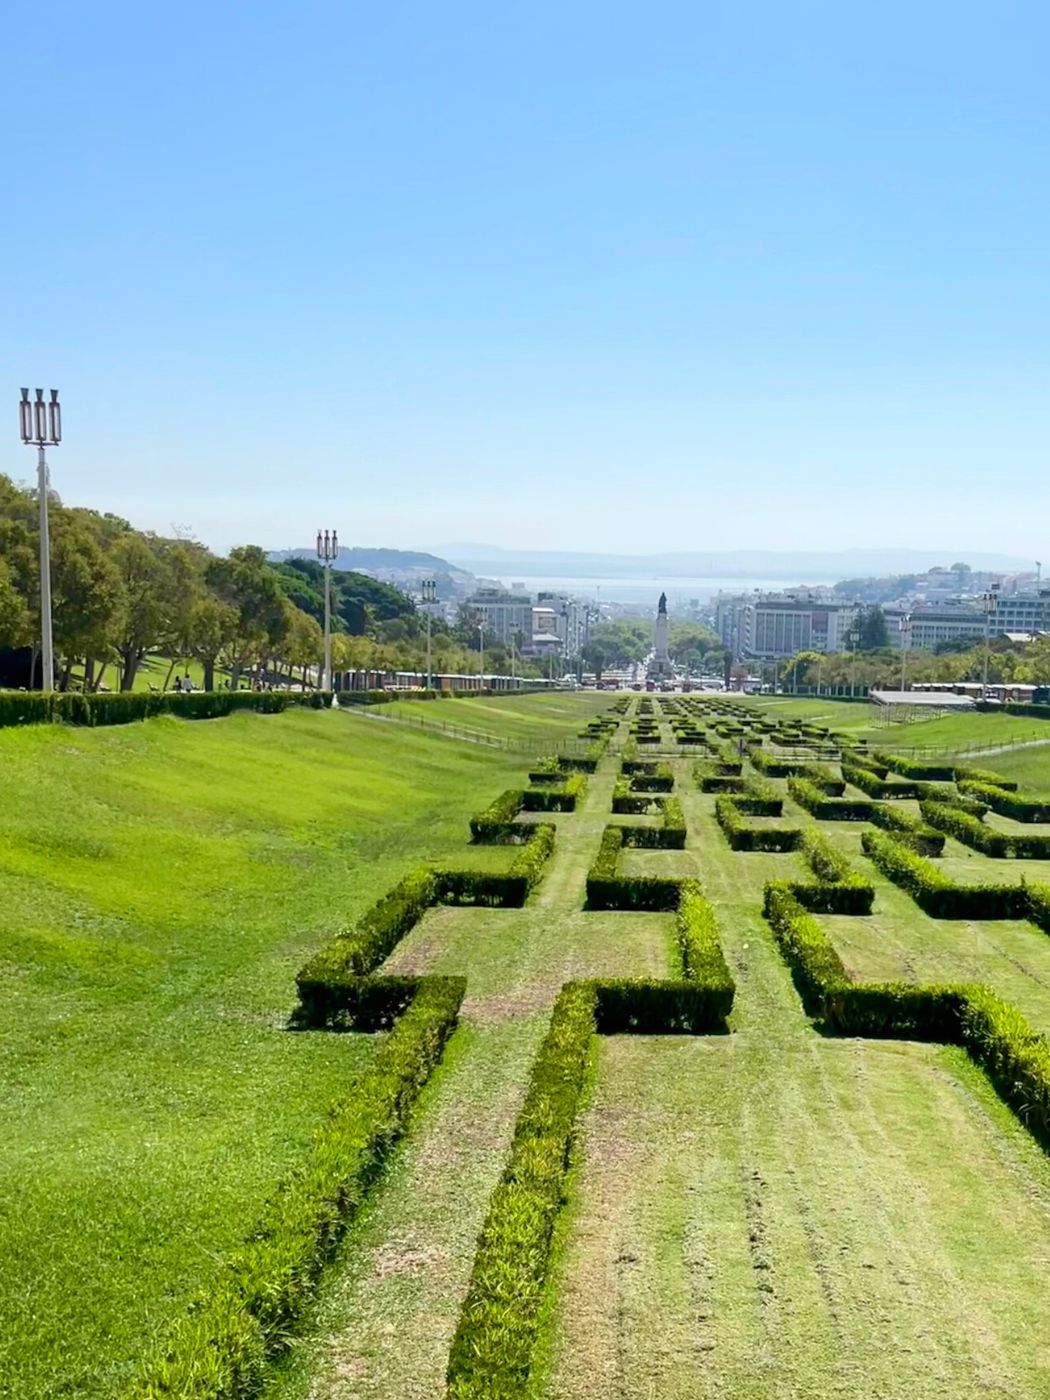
[19,389,61,691]
[421,578,436,691]
[899,613,911,695]
[477,622,485,686]
[316,529,338,692]
[983,582,1000,698]
[848,625,859,697]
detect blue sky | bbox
[3,1,1049,558]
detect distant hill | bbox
[437,545,1030,580]
[268,546,479,601]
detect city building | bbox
[738,597,858,660]
[883,606,985,651]
[466,586,588,660]
[465,588,533,646]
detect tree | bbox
[112,532,178,690]
[49,509,124,688]
[858,604,890,651]
[581,639,609,682]
[0,558,30,649]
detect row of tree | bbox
[0,474,544,691]
[779,632,1050,691]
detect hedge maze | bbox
[127,692,1050,1397]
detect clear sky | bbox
[3,1,1048,558]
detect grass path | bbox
[537,750,1050,1400]
[268,744,676,1400]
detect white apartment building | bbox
[739,597,858,660]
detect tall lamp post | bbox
[899,613,912,694]
[420,578,436,691]
[19,389,61,691]
[982,581,1000,697]
[316,529,338,692]
[477,621,485,686]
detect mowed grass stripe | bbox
[541,1032,1050,1400]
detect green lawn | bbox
[0,700,587,1400]
[384,690,610,744]
[748,694,1050,751]
[13,691,1050,1400]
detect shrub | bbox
[919,800,1011,858]
[470,790,526,842]
[763,885,848,1015]
[873,750,955,782]
[958,987,1050,1150]
[447,982,596,1400]
[953,765,1018,791]
[861,829,1029,919]
[869,803,946,855]
[841,762,920,799]
[788,776,873,821]
[715,796,801,852]
[135,976,465,1400]
[795,762,846,796]
[585,826,683,910]
[676,881,735,1002]
[521,772,586,812]
[958,780,1050,824]
[297,868,439,1020]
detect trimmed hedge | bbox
[912,782,989,817]
[447,981,597,1400]
[873,750,955,782]
[586,826,683,910]
[841,762,920,800]
[869,802,946,855]
[297,867,438,1016]
[733,778,783,816]
[298,828,554,1025]
[715,796,802,852]
[861,829,1032,919]
[959,987,1050,1149]
[676,881,735,1011]
[618,795,686,849]
[788,776,873,822]
[134,976,465,1400]
[953,765,1018,792]
[794,762,846,796]
[629,762,674,792]
[921,799,1050,860]
[958,780,1050,824]
[763,884,964,1037]
[0,687,312,729]
[470,790,526,842]
[764,886,1050,1148]
[763,884,848,1015]
[919,800,1011,857]
[521,772,587,813]
[594,977,732,1033]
